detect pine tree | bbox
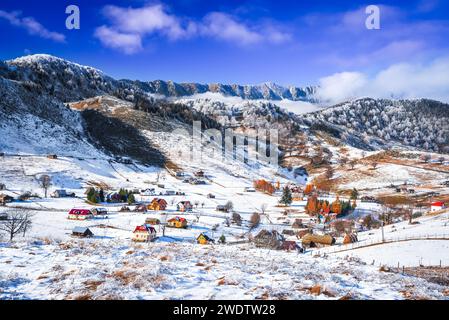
[99,188,105,203]
[127,193,135,205]
[280,186,292,206]
[87,188,98,203]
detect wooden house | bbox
[91,207,108,216]
[194,170,205,178]
[177,201,193,212]
[134,204,148,212]
[67,208,93,220]
[197,233,214,245]
[47,154,58,159]
[132,225,157,242]
[281,240,302,252]
[72,227,94,238]
[145,217,161,225]
[167,216,187,228]
[148,198,168,211]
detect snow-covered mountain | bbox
[1,54,448,161]
[124,79,317,101]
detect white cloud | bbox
[101,4,193,40]
[0,10,65,42]
[94,4,291,53]
[316,57,449,104]
[94,26,143,54]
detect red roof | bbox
[69,209,92,215]
[431,202,445,207]
[168,216,186,222]
[133,225,156,233]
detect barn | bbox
[72,227,94,238]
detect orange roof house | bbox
[167,216,188,229]
[147,198,168,211]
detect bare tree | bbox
[371,161,378,170]
[232,212,242,226]
[420,154,431,163]
[260,203,268,215]
[249,212,261,230]
[0,209,33,242]
[438,156,446,165]
[349,160,356,170]
[224,201,234,213]
[38,175,52,198]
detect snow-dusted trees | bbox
[38,175,52,198]
[0,209,33,241]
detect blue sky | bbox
[1,0,449,89]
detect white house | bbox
[430,202,445,212]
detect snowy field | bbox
[1,149,449,299]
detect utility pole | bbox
[381,220,385,243]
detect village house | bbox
[431,201,446,212]
[194,170,205,178]
[148,198,168,211]
[134,204,148,212]
[140,188,155,196]
[145,217,160,225]
[47,154,58,159]
[197,233,214,245]
[132,225,157,242]
[51,189,75,198]
[167,216,188,228]
[67,208,93,220]
[72,227,94,238]
[177,201,193,212]
[91,207,108,216]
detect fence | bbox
[312,233,449,256]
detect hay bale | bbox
[302,233,335,246]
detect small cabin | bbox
[207,193,215,199]
[197,233,214,245]
[51,189,67,198]
[216,205,228,212]
[194,170,205,178]
[72,227,94,238]
[431,201,446,212]
[132,225,157,242]
[134,204,148,212]
[177,201,193,212]
[91,207,108,216]
[167,216,187,229]
[148,198,168,211]
[47,154,58,160]
[281,241,302,252]
[145,217,160,225]
[140,188,155,196]
[68,208,93,220]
